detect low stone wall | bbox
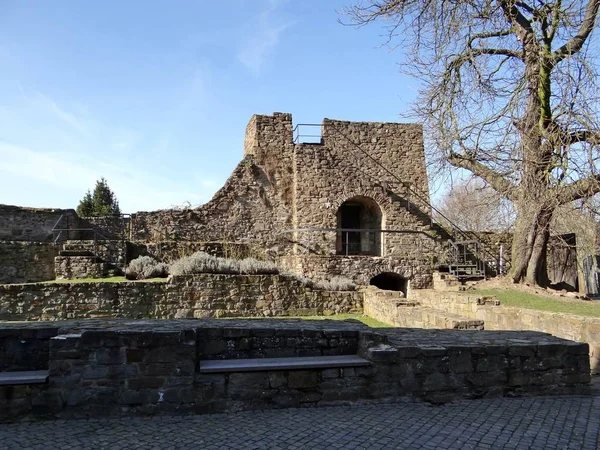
[0,241,57,284]
[363,289,484,330]
[0,274,362,321]
[414,290,600,373]
[0,319,590,421]
[54,256,106,280]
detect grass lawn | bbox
[231,314,390,328]
[474,288,600,318]
[42,276,168,284]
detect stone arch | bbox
[332,188,390,219]
[336,195,383,256]
[370,272,409,296]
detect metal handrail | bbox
[293,123,323,144]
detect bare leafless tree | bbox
[435,178,516,231]
[344,0,600,286]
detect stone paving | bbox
[1,393,599,449]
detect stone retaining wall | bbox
[54,256,107,280]
[279,255,434,289]
[0,275,362,321]
[0,241,57,284]
[362,289,484,330]
[0,319,590,421]
[413,290,600,373]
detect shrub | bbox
[169,252,279,276]
[281,272,356,291]
[125,256,169,280]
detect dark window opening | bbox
[370,272,408,295]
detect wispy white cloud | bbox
[237,1,296,75]
[32,91,96,139]
[0,88,222,212]
[0,141,217,211]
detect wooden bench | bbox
[199,355,370,374]
[0,370,49,386]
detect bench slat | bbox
[199,355,370,374]
[0,370,49,386]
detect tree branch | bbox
[552,0,600,63]
[554,174,600,204]
[447,152,518,200]
[500,0,535,40]
[566,129,600,145]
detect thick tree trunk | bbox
[509,204,553,286]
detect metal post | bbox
[345,232,349,256]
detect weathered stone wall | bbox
[363,289,484,330]
[0,275,362,321]
[0,319,590,421]
[81,216,129,240]
[280,255,435,289]
[54,256,106,280]
[413,289,600,373]
[0,241,57,283]
[0,204,80,242]
[127,113,439,285]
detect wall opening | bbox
[336,196,383,256]
[370,272,408,295]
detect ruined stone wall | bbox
[413,289,600,373]
[0,241,57,283]
[279,255,435,289]
[0,205,80,242]
[0,274,361,321]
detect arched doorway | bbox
[336,196,382,256]
[370,272,408,296]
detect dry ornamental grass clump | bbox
[125,256,169,280]
[169,251,279,276]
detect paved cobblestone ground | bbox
[1,394,600,450]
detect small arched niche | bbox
[370,272,408,296]
[336,196,383,256]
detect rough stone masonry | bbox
[0,113,445,289]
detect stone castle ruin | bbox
[0,113,597,421]
[0,112,452,292]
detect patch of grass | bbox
[474,289,600,318]
[43,276,167,284]
[233,314,390,328]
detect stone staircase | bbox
[362,287,485,330]
[54,240,125,279]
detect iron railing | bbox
[293,123,323,144]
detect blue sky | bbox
[0,0,421,212]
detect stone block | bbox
[449,351,473,373]
[127,377,166,389]
[288,371,318,389]
[321,368,340,379]
[268,372,288,389]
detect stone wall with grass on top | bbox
[413,289,600,373]
[0,274,362,321]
